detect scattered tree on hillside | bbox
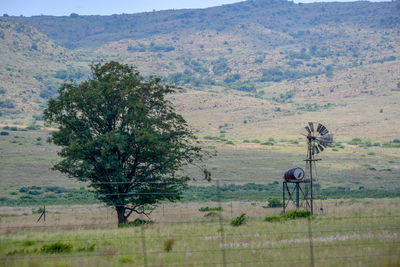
[44,61,210,225]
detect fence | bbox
[1,179,400,267]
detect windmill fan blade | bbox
[319,134,333,146]
[305,126,311,134]
[318,144,325,152]
[314,144,320,154]
[317,123,322,133]
[321,125,329,135]
[312,146,315,155]
[318,124,328,135]
[308,122,314,133]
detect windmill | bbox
[282,122,333,215]
[304,122,333,215]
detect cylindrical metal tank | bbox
[283,168,305,181]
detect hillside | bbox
[1,0,399,141]
[4,0,400,48]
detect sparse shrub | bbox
[41,242,72,254]
[22,240,35,247]
[267,198,282,208]
[199,206,223,212]
[77,243,96,252]
[282,210,311,220]
[204,211,218,217]
[0,131,9,136]
[164,238,175,252]
[367,152,375,156]
[26,124,41,130]
[230,213,247,226]
[264,215,281,222]
[226,141,234,145]
[32,207,44,214]
[349,138,362,145]
[7,248,28,255]
[243,139,250,143]
[118,218,153,228]
[119,257,133,263]
[251,139,260,143]
[261,141,274,146]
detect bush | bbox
[118,218,153,228]
[76,243,96,252]
[230,213,247,227]
[119,257,133,263]
[282,210,311,220]
[267,198,282,208]
[264,215,281,222]
[199,206,223,212]
[41,242,72,254]
[22,240,35,247]
[204,211,219,217]
[164,238,175,252]
[0,131,9,136]
[261,141,274,146]
[212,58,231,75]
[349,138,362,145]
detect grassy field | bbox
[0,199,399,266]
[1,127,399,205]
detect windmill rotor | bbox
[304,122,333,155]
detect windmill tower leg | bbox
[296,183,300,209]
[283,182,286,214]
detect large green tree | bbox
[44,61,210,225]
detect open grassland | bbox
[0,128,399,206]
[0,199,399,266]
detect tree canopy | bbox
[44,61,210,224]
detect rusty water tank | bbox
[283,167,305,181]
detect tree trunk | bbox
[116,206,127,225]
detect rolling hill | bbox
[0,0,399,202]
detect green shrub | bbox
[41,242,72,254]
[32,207,44,214]
[267,198,282,208]
[22,240,35,247]
[230,213,247,226]
[119,257,133,263]
[226,141,234,145]
[264,215,281,222]
[77,243,96,252]
[261,141,274,146]
[204,211,218,217]
[164,238,175,252]
[0,131,9,136]
[199,206,223,212]
[349,138,362,145]
[282,210,311,220]
[118,218,153,228]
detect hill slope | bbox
[0,0,399,141]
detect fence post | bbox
[307,216,315,267]
[216,180,227,267]
[140,209,148,267]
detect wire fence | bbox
[1,179,400,267]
